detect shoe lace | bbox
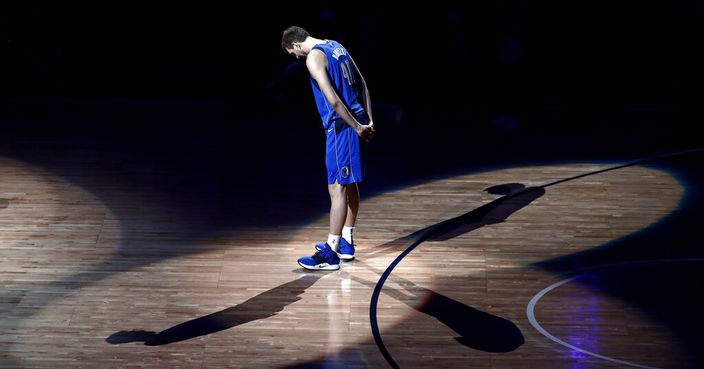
[313,247,336,263]
[312,250,326,262]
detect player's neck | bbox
[305,37,327,50]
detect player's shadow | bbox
[426,183,544,241]
[106,273,321,346]
[352,265,524,352]
[362,183,545,259]
[418,287,524,351]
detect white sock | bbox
[327,234,341,251]
[342,226,354,244]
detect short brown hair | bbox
[281,26,309,52]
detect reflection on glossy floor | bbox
[1,150,702,368]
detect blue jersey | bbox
[310,40,365,129]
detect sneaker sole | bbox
[298,261,340,271]
[338,253,355,261]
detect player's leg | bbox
[328,182,348,244]
[297,183,346,270]
[297,125,346,271]
[345,182,359,228]
[338,182,358,260]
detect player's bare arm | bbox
[349,56,374,129]
[307,50,375,140]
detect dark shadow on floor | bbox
[427,185,544,241]
[353,268,524,352]
[362,184,544,260]
[106,273,321,345]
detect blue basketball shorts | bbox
[325,112,369,185]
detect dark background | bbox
[1,1,702,199]
[1,4,703,368]
[2,2,703,104]
[2,1,702,206]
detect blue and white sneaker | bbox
[297,243,340,271]
[337,238,355,260]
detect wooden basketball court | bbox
[2,147,701,369]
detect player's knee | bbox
[328,183,347,199]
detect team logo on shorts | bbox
[341,166,350,178]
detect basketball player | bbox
[281,25,376,270]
